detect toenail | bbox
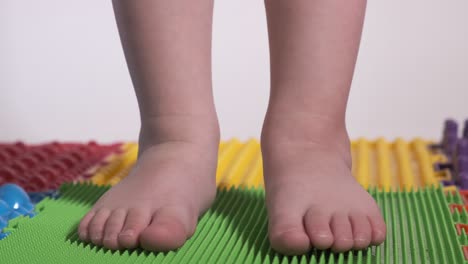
[92,235,101,240]
[104,234,116,240]
[119,229,135,237]
[337,237,353,242]
[354,235,368,242]
[311,231,331,238]
[375,229,385,238]
[79,232,87,239]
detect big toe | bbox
[268,213,310,255]
[140,219,188,251]
[139,206,195,252]
[269,228,311,255]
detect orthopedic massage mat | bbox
[1,119,468,263]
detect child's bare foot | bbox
[89,0,219,253]
[262,114,386,255]
[78,117,219,251]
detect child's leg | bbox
[262,0,386,254]
[78,0,219,251]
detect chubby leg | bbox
[262,0,386,254]
[79,0,219,251]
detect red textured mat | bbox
[0,142,121,192]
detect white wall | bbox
[1,1,467,143]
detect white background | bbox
[1,1,467,143]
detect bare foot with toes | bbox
[261,117,386,254]
[78,140,218,251]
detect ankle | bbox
[261,112,351,165]
[138,113,220,154]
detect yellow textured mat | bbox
[89,139,447,192]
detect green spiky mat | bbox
[0,183,466,264]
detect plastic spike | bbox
[241,153,264,189]
[355,139,371,190]
[375,138,392,192]
[460,232,468,245]
[394,138,414,191]
[462,210,468,223]
[453,210,462,222]
[413,138,439,187]
[216,139,243,186]
[220,139,259,188]
[452,189,465,204]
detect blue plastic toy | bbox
[0,183,36,239]
[0,216,7,230]
[0,200,9,216]
[0,184,34,211]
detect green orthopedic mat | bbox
[0,183,466,264]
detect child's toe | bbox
[369,213,386,245]
[269,228,311,255]
[304,209,333,250]
[118,208,152,249]
[88,208,112,246]
[139,219,187,251]
[349,212,371,250]
[78,210,95,242]
[268,212,311,255]
[330,213,354,252]
[139,206,194,252]
[102,208,127,250]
